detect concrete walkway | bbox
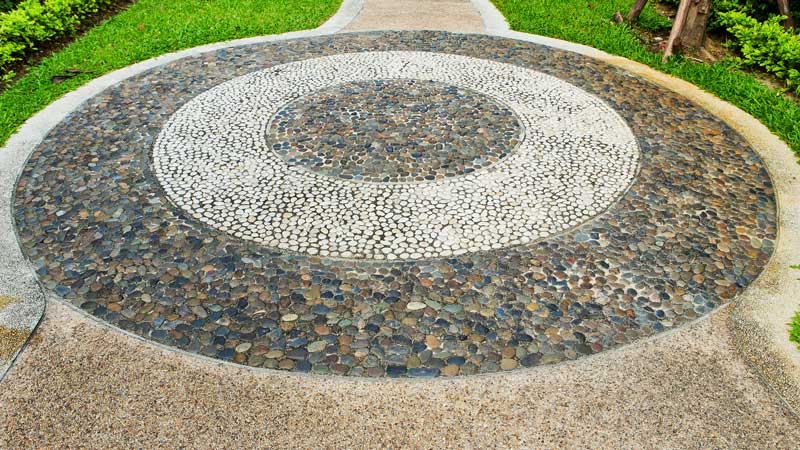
[346,0,485,32]
[2,300,799,447]
[2,0,800,447]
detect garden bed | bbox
[1,0,135,90]
[0,0,341,145]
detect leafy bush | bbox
[719,11,800,94]
[0,0,114,82]
[710,0,774,28]
[658,0,796,30]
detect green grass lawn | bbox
[0,0,341,145]
[793,265,800,347]
[790,293,800,349]
[492,0,800,159]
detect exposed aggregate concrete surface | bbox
[1,301,798,448]
[1,0,799,446]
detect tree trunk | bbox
[679,0,712,50]
[776,0,796,29]
[662,0,692,62]
[628,0,649,22]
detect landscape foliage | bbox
[0,0,341,145]
[719,11,800,94]
[0,0,113,81]
[660,0,782,28]
[790,308,800,349]
[658,0,800,93]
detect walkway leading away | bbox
[346,0,485,32]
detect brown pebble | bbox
[442,365,460,376]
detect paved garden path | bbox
[1,0,800,447]
[346,0,485,32]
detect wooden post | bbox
[776,0,796,29]
[679,0,711,50]
[662,0,692,62]
[627,0,649,22]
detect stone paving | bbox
[13,31,776,378]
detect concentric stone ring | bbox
[152,51,639,260]
[14,32,776,378]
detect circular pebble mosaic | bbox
[152,51,639,260]
[269,78,522,183]
[14,32,776,378]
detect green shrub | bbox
[710,0,774,28]
[0,0,113,82]
[719,11,800,94]
[658,0,796,30]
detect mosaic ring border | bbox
[10,33,771,376]
[0,15,795,398]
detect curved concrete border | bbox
[470,0,510,34]
[470,0,800,414]
[317,0,365,34]
[0,0,364,381]
[2,0,798,416]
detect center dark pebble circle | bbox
[267,79,523,183]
